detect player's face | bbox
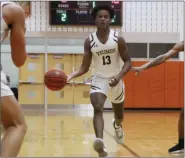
[95,10,111,29]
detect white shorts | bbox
[90,75,125,103]
[1,71,14,97]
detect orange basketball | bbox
[44,69,67,91]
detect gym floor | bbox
[15,108,183,157]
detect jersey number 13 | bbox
[102,55,111,65]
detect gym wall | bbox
[1,1,184,109]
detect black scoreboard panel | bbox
[49,1,123,26]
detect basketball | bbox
[44,69,67,91]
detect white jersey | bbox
[89,30,123,78]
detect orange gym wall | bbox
[124,61,184,108]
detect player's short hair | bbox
[91,4,115,19]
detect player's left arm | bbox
[109,35,131,87]
[117,34,132,78]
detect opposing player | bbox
[1,1,28,157]
[132,41,184,154]
[67,4,131,157]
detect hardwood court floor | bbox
[17,109,183,157]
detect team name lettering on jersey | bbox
[96,48,116,56]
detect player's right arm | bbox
[6,4,27,67]
[132,41,184,74]
[67,38,92,81]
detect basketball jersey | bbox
[89,30,123,78]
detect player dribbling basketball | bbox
[1,1,29,157]
[67,4,131,157]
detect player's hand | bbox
[109,75,121,87]
[67,74,73,82]
[131,67,145,75]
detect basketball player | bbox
[1,1,28,157]
[132,41,184,154]
[67,4,131,157]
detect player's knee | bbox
[16,123,27,134]
[94,104,103,114]
[13,115,27,134]
[22,123,27,134]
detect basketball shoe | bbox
[93,138,108,157]
[112,118,124,144]
[168,140,184,154]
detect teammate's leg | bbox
[1,94,27,156]
[178,108,184,146]
[111,80,125,144]
[168,108,184,154]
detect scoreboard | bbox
[49,1,123,26]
